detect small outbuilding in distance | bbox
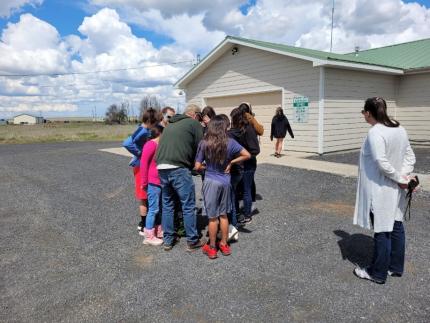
[12,114,44,125]
[175,36,430,154]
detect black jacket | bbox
[228,125,260,156]
[270,115,294,140]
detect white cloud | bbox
[1,1,429,117]
[0,101,78,113]
[0,0,42,18]
[0,14,69,74]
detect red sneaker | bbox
[218,242,231,256]
[202,244,218,259]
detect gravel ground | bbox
[307,147,430,174]
[1,142,429,322]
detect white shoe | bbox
[353,267,385,284]
[228,225,239,242]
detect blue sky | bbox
[0,0,429,118]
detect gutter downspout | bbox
[318,66,325,155]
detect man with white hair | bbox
[156,104,204,251]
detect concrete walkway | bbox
[99,147,429,191]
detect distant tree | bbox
[139,95,162,118]
[105,103,128,124]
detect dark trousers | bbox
[229,171,243,227]
[369,220,405,281]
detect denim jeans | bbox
[369,221,405,281]
[229,170,243,227]
[242,157,256,218]
[159,168,198,245]
[146,184,161,229]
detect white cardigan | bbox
[353,123,416,233]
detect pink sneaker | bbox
[154,224,163,239]
[143,228,163,246]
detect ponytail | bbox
[364,97,399,128]
[141,107,160,126]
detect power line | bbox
[0,60,194,78]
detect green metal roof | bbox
[227,36,430,71]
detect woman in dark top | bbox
[229,107,260,225]
[270,107,294,157]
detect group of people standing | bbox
[124,96,417,284]
[124,102,278,259]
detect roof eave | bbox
[313,59,404,75]
[404,67,430,75]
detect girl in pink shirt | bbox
[140,125,164,246]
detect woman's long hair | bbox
[204,115,229,165]
[273,106,284,120]
[141,107,160,126]
[230,107,248,132]
[364,97,399,127]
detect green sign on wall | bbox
[293,96,309,123]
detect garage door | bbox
[205,91,282,147]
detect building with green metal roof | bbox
[176,36,430,154]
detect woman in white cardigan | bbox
[353,97,416,284]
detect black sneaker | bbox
[137,217,145,231]
[388,270,402,277]
[186,239,205,252]
[164,244,174,251]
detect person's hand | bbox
[225,163,232,174]
[398,175,409,190]
[398,183,408,190]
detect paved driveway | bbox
[1,142,429,322]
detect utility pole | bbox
[330,0,335,52]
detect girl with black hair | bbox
[195,115,250,259]
[228,107,260,225]
[123,107,160,235]
[353,97,416,284]
[270,107,294,157]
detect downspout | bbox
[318,66,325,155]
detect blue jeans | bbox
[369,221,405,281]
[159,168,198,245]
[229,171,243,226]
[242,157,256,218]
[146,184,161,229]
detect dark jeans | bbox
[369,220,405,281]
[159,168,198,245]
[229,170,243,227]
[242,157,256,218]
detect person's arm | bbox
[285,117,294,138]
[225,148,251,173]
[194,141,206,171]
[401,141,416,176]
[270,119,274,141]
[368,131,405,184]
[140,141,156,189]
[245,112,264,136]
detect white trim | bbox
[313,59,404,75]
[203,87,283,100]
[318,67,325,155]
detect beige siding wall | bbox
[184,45,320,153]
[396,73,430,144]
[324,68,397,152]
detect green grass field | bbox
[0,123,137,144]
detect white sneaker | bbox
[353,267,385,284]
